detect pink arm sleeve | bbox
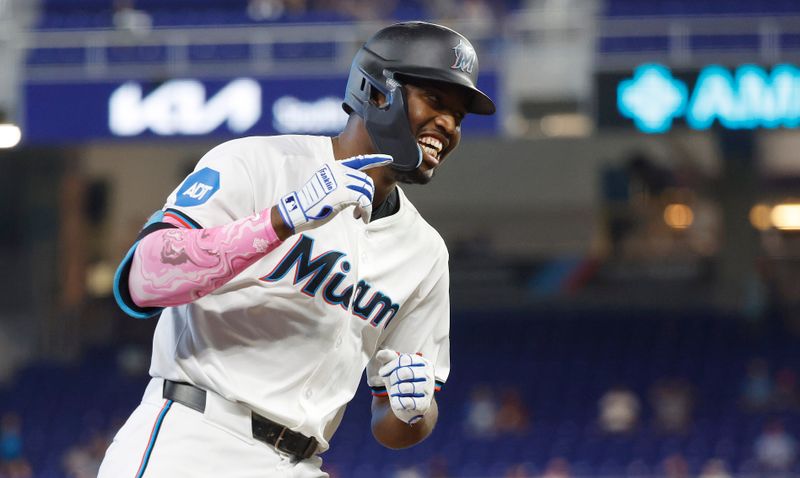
[128,208,282,307]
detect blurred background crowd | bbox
[0,0,800,476]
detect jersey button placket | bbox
[360,229,370,262]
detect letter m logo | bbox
[261,235,345,296]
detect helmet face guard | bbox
[343,22,495,172]
[360,73,423,172]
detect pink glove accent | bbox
[128,209,282,307]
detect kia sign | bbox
[23,74,498,144]
[596,64,800,133]
[109,79,263,136]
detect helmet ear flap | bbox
[344,67,422,171]
[362,84,423,172]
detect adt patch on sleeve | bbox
[176,167,220,207]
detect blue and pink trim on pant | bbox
[134,399,173,478]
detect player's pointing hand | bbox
[277,154,393,234]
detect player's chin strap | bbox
[362,74,423,172]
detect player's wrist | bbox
[270,206,294,241]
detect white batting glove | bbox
[277,154,393,234]
[376,349,435,425]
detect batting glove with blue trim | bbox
[278,154,393,234]
[377,349,435,425]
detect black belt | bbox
[162,380,319,460]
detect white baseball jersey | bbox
[121,135,450,452]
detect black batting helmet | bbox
[343,21,495,171]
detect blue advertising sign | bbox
[23,74,498,144]
[597,64,800,133]
[617,64,688,133]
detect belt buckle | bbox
[273,427,288,451]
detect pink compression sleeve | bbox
[128,209,282,307]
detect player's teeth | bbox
[419,138,442,159]
[418,137,443,153]
[421,145,438,159]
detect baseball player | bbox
[98,21,494,477]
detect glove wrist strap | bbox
[278,192,307,232]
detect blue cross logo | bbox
[618,64,688,134]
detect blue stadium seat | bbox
[2,309,798,477]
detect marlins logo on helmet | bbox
[451,40,476,74]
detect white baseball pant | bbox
[97,378,327,478]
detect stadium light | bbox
[0,123,21,149]
[771,203,800,231]
[749,204,772,231]
[664,203,693,229]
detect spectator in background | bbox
[625,152,674,199]
[462,0,493,21]
[698,458,733,478]
[1,460,32,478]
[112,0,152,36]
[539,457,570,478]
[464,385,498,438]
[773,367,799,411]
[660,453,689,478]
[495,388,531,435]
[247,0,285,21]
[63,446,97,478]
[740,357,773,412]
[0,414,22,464]
[116,343,149,377]
[0,413,31,478]
[63,430,110,478]
[598,385,640,434]
[754,419,798,473]
[601,150,678,261]
[393,466,423,478]
[283,0,308,16]
[505,462,535,478]
[649,378,694,434]
[428,455,450,478]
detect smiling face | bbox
[390,79,470,185]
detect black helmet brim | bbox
[392,70,496,115]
